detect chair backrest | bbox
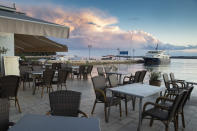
[57,70,68,84]
[19,66,32,74]
[0,76,20,98]
[91,76,106,101]
[163,73,170,89]
[133,71,141,83]
[108,74,119,87]
[168,91,187,120]
[0,99,9,131]
[181,87,194,110]
[97,67,104,76]
[49,90,81,117]
[79,65,86,74]
[87,65,93,74]
[43,69,55,85]
[52,63,61,70]
[91,76,106,90]
[169,73,175,81]
[138,70,147,83]
[104,66,111,74]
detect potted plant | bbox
[149,71,161,86]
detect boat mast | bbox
[155,43,158,50]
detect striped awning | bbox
[15,34,68,53]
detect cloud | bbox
[17,4,197,51]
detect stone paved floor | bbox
[10,75,197,131]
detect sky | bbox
[2,0,197,55]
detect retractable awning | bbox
[0,8,69,38]
[15,34,68,53]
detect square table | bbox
[9,114,101,131]
[107,83,165,131]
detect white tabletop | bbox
[9,114,100,131]
[108,83,165,98]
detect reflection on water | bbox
[92,59,197,96]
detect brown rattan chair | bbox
[97,67,105,76]
[0,76,21,113]
[48,90,87,117]
[19,65,33,90]
[73,65,86,79]
[52,69,68,90]
[108,74,135,116]
[138,70,147,83]
[157,86,193,128]
[91,76,122,122]
[142,91,187,131]
[0,98,14,131]
[52,63,61,70]
[35,69,55,98]
[163,73,181,96]
[170,73,186,88]
[123,71,141,84]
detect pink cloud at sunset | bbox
[18,4,161,49]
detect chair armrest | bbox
[8,122,15,126]
[78,110,88,118]
[155,96,174,104]
[95,88,107,102]
[143,102,169,112]
[46,111,51,115]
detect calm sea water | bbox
[92,59,197,96]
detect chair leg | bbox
[41,87,45,98]
[104,106,108,122]
[181,112,185,128]
[119,102,122,117]
[149,118,154,127]
[107,106,111,122]
[165,123,169,131]
[125,98,128,116]
[15,97,22,113]
[132,97,136,110]
[91,100,97,114]
[174,116,178,131]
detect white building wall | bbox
[0,32,14,56]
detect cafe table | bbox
[107,83,165,131]
[9,114,101,131]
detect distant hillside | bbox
[170,56,197,59]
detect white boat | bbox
[143,45,170,64]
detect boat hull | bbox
[143,57,170,65]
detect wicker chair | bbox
[35,69,55,98]
[123,71,141,84]
[19,65,33,90]
[138,70,147,83]
[48,90,87,117]
[52,69,68,90]
[157,87,193,128]
[0,98,14,131]
[163,73,181,95]
[91,76,122,122]
[52,63,61,70]
[86,65,93,77]
[97,67,105,76]
[73,65,86,79]
[170,73,186,88]
[0,76,21,113]
[142,91,187,131]
[108,74,135,116]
